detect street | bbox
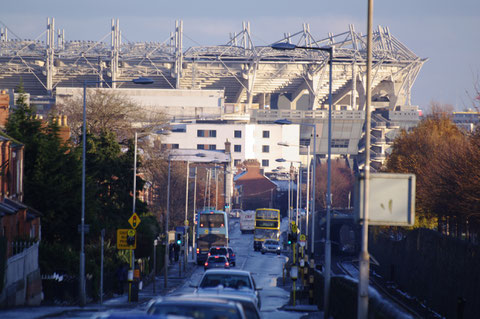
[1,217,317,319]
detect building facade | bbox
[160,121,301,173]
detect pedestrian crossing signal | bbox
[176,233,183,245]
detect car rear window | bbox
[148,303,242,319]
[209,256,227,263]
[200,274,252,289]
[210,247,228,255]
[239,301,260,319]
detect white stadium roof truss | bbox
[0,19,426,109]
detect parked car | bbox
[208,246,230,260]
[193,269,262,308]
[261,239,281,255]
[204,255,230,270]
[147,295,246,319]
[227,247,236,266]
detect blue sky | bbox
[2,0,479,110]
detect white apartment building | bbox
[161,121,301,173]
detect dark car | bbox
[227,247,236,266]
[205,255,230,270]
[146,295,246,319]
[208,246,230,259]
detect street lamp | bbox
[164,152,209,287]
[274,119,318,257]
[272,41,334,317]
[276,158,301,227]
[278,142,311,243]
[80,77,153,306]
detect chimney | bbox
[0,90,10,128]
[224,139,231,155]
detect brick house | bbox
[0,90,43,307]
[234,159,277,210]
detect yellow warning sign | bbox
[291,221,297,234]
[117,229,136,249]
[128,212,141,229]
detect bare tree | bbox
[53,89,167,143]
[465,70,480,112]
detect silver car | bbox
[193,269,262,309]
[261,240,281,255]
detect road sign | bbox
[291,221,297,234]
[355,173,416,226]
[128,212,141,229]
[117,229,136,249]
[299,234,306,247]
[77,224,90,233]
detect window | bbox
[234,159,241,166]
[234,130,242,138]
[234,145,242,152]
[161,144,179,150]
[198,144,216,150]
[331,139,349,148]
[262,145,270,153]
[262,130,270,138]
[262,159,269,167]
[197,130,217,137]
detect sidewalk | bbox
[0,255,198,319]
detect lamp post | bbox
[272,41,333,317]
[358,1,374,317]
[274,119,317,257]
[81,77,153,306]
[278,142,311,241]
[164,152,206,286]
[276,158,301,227]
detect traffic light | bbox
[176,233,183,245]
[287,233,292,245]
[126,231,136,246]
[292,232,297,243]
[132,215,138,228]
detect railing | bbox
[10,240,37,256]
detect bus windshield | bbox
[200,214,225,228]
[256,209,279,220]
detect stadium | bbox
[0,18,427,168]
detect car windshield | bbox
[200,274,252,289]
[148,303,242,319]
[265,240,278,245]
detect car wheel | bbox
[261,251,265,255]
[277,252,280,255]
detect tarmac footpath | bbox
[0,256,197,319]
